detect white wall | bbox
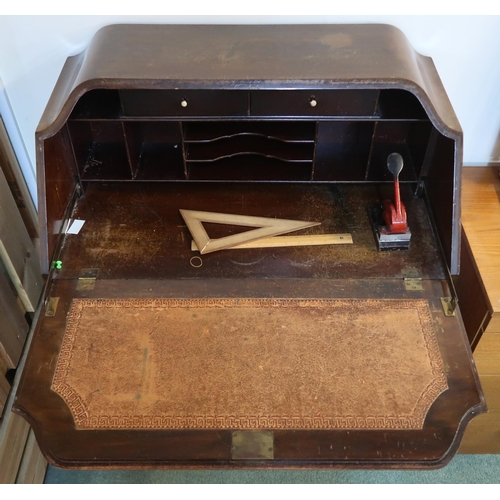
[1,15,500,206]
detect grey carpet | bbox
[45,455,500,483]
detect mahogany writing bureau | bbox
[13,24,485,469]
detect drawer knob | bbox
[309,98,317,108]
[181,99,188,108]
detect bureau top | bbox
[38,24,460,138]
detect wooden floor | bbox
[459,166,500,454]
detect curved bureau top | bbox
[37,24,461,140]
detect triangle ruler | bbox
[179,209,320,255]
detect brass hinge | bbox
[45,297,59,317]
[440,297,456,317]
[76,268,99,291]
[231,431,274,460]
[404,277,423,291]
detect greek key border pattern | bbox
[59,297,438,311]
[78,414,420,430]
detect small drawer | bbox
[120,90,248,117]
[250,90,379,117]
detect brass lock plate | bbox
[231,431,274,460]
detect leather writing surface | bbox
[52,298,447,431]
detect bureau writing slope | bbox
[13,24,485,469]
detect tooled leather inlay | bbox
[51,298,448,430]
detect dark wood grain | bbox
[51,182,445,281]
[453,228,492,349]
[37,126,77,274]
[13,278,484,469]
[120,90,248,117]
[249,90,379,117]
[425,133,460,274]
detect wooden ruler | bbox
[191,233,352,251]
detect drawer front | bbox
[120,90,248,117]
[453,228,492,349]
[250,90,379,117]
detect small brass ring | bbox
[190,256,203,268]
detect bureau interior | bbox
[41,88,457,278]
[51,181,445,282]
[66,89,438,183]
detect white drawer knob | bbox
[181,99,188,108]
[309,98,317,108]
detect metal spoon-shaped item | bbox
[387,153,404,219]
[387,152,404,180]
